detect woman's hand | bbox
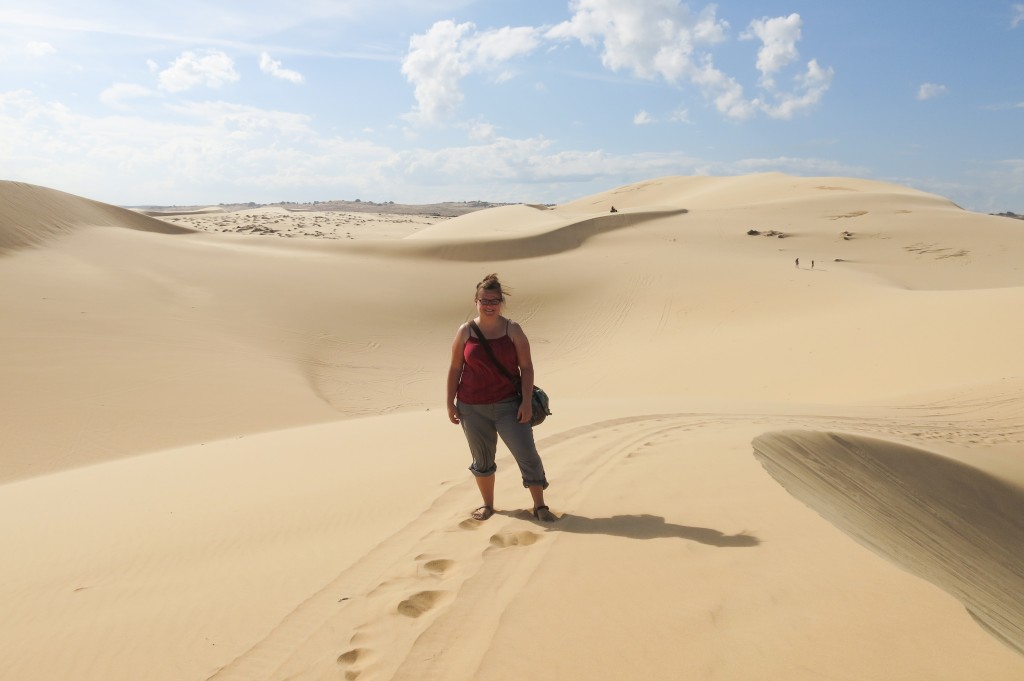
[517,400,533,424]
[447,403,461,424]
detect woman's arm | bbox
[509,321,535,424]
[447,324,469,424]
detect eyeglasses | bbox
[477,297,502,306]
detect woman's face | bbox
[475,290,503,317]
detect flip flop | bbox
[532,505,555,522]
[472,505,494,521]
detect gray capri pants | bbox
[457,397,549,489]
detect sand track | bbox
[201,393,1024,680]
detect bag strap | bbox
[468,320,520,388]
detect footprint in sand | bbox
[396,590,447,618]
[337,648,365,665]
[422,558,454,575]
[336,647,374,680]
[488,530,540,549]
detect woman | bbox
[447,273,555,522]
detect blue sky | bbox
[1,1,1022,210]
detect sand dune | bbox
[2,174,1023,680]
[0,180,193,252]
[355,207,690,261]
[754,430,1024,654]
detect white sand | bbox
[2,174,1023,680]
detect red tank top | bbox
[458,326,520,404]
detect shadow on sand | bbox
[512,512,760,547]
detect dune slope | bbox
[0,180,193,252]
[753,430,1024,654]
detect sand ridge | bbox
[753,430,1024,654]
[0,180,193,252]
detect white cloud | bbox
[932,159,1024,212]
[158,50,240,93]
[400,4,822,128]
[981,101,1024,111]
[758,58,834,119]
[0,88,396,203]
[1013,4,1024,28]
[467,121,497,141]
[547,3,830,121]
[0,87,710,205]
[917,82,949,100]
[399,4,832,126]
[401,20,541,124]
[387,134,709,192]
[100,83,157,109]
[730,155,868,177]
[0,83,877,209]
[259,52,304,84]
[690,56,756,120]
[25,41,56,57]
[401,21,474,123]
[470,24,543,64]
[546,0,728,82]
[735,13,832,119]
[633,110,654,125]
[167,100,315,139]
[670,107,692,123]
[743,14,801,87]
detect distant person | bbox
[812,260,815,270]
[447,273,554,522]
[610,206,618,213]
[795,257,800,268]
